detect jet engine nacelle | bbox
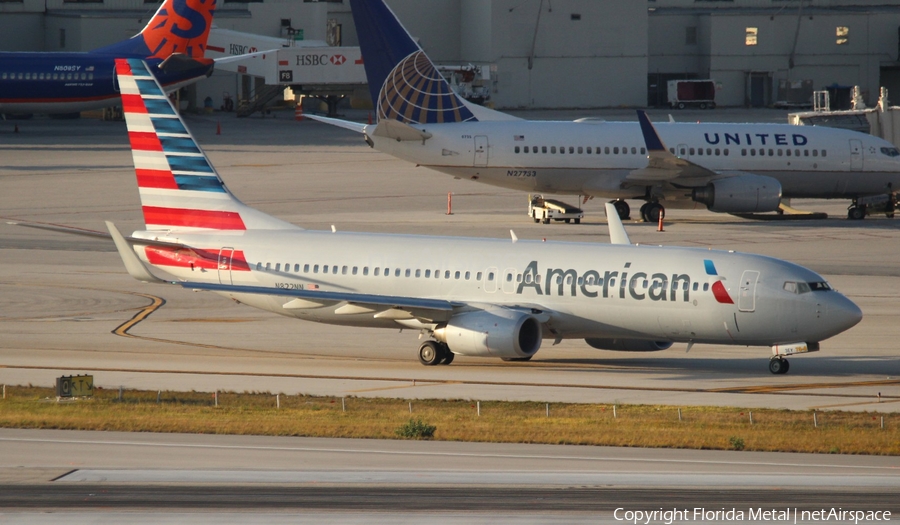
[691,174,782,213]
[584,338,673,352]
[434,308,542,359]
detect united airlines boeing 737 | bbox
[0,0,216,115]
[310,0,900,221]
[11,58,863,374]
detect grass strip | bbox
[0,387,896,455]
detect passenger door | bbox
[738,270,759,313]
[217,247,235,285]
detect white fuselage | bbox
[136,228,860,348]
[368,120,900,204]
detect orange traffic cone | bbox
[216,121,221,135]
[657,209,665,232]
[295,104,304,121]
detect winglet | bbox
[636,110,667,152]
[604,203,631,245]
[105,221,168,284]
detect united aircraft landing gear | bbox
[418,340,454,366]
[639,202,665,223]
[768,357,790,375]
[610,199,630,220]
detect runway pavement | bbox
[1,110,898,412]
[0,428,898,522]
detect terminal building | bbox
[2,0,900,109]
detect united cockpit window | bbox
[881,147,900,157]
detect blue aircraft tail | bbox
[349,0,476,124]
[92,0,216,60]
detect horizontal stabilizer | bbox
[212,49,280,65]
[305,114,368,135]
[372,119,433,142]
[157,53,214,73]
[604,203,631,245]
[106,221,168,284]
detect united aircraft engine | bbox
[691,174,783,213]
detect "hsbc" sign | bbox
[296,54,347,66]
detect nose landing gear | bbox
[768,356,790,375]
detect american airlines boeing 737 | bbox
[12,58,862,374]
[310,0,900,222]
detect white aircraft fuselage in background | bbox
[367,120,900,205]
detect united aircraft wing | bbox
[305,114,368,135]
[628,110,718,184]
[306,114,433,143]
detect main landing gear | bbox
[418,340,455,366]
[639,202,665,223]
[768,356,790,375]
[609,199,630,220]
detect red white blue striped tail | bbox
[115,58,296,232]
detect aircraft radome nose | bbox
[829,294,863,333]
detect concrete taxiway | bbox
[0,428,897,522]
[0,110,899,412]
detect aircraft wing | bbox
[627,110,718,183]
[181,281,461,323]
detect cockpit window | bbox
[784,281,831,294]
[881,147,900,157]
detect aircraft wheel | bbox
[639,202,650,222]
[646,203,664,223]
[848,206,866,220]
[612,200,631,220]
[768,357,788,375]
[501,356,533,362]
[418,341,442,366]
[440,348,455,365]
[677,102,686,110]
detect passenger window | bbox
[822,150,827,157]
[323,265,328,274]
[506,273,513,282]
[812,150,818,157]
[445,271,451,279]
[374,268,380,276]
[795,149,800,156]
[342,266,347,274]
[415,269,420,277]
[689,148,695,155]
[692,282,699,291]
[614,147,619,154]
[804,150,809,157]
[697,148,703,156]
[488,272,494,280]
[435,270,440,279]
[477,272,483,280]
[768,149,773,156]
[724,149,729,156]
[715,148,720,156]
[742,149,747,156]
[517,274,523,283]
[313,264,319,273]
[566,276,573,285]
[586,147,592,154]
[605,147,611,154]
[256,262,262,271]
[516,146,521,153]
[542,146,547,153]
[525,274,533,284]
[352,266,358,275]
[750,149,756,157]
[455,271,461,279]
[425,269,431,278]
[465,271,470,280]
[641,147,646,154]
[405,269,411,277]
[577,147,583,154]
[560,146,565,154]
[551,146,557,154]
[363,267,369,276]
[777,149,782,157]
[569,147,574,154]
[786,149,792,157]
[632,147,637,154]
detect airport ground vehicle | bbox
[529,195,583,224]
[668,79,716,110]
